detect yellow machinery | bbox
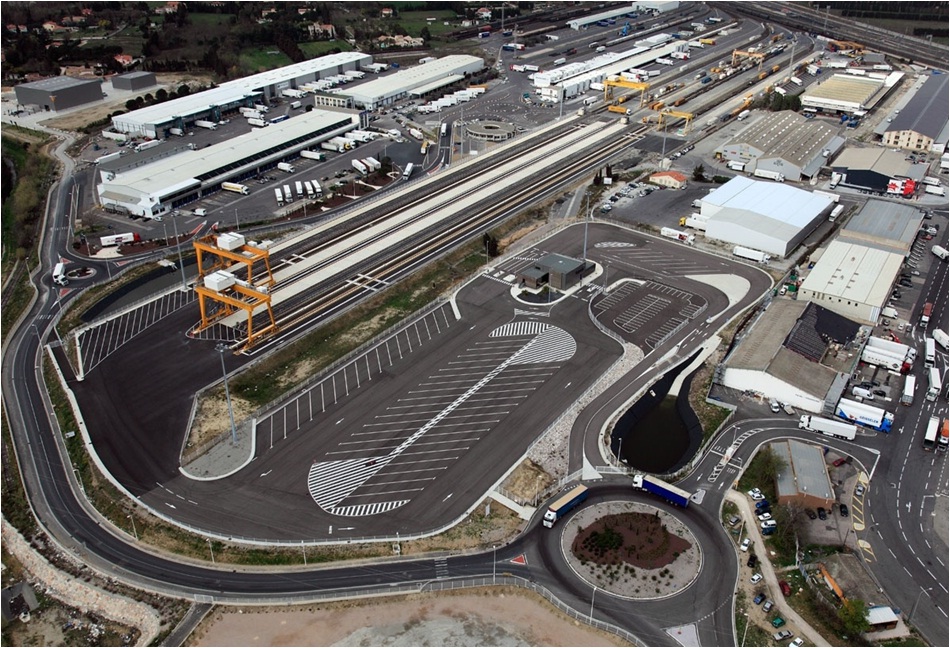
[192,232,278,350]
[826,40,864,55]
[731,49,766,69]
[603,78,650,107]
[729,96,753,117]
[607,105,630,114]
[658,109,694,134]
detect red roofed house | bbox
[381,8,394,18]
[476,7,492,19]
[649,170,688,189]
[114,54,134,68]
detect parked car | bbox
[773,629,793,641]
[740,538,752,552]
[747,488,765,501]
[806,509,817,520]
[789,638,804,647]
[747,554,758,568]
[757,512,773,521]
[753,592,766,605]
[855,484,865,497]
[779,580,792,596]
[832,457,847,467]
[763,599,774,613]
[728,515,741,527]
[817,507,827,520]
[772,617,787,628]
[755,499,770,510]
[839,503,849,517]
[750,573,763,584]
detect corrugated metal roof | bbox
[704,176,833,229]
[344,56,483,104]
[18,76,99,91]
[798,240,903,307]
[802,74,884,108]
[885,73,949,141]
[840,199,923,254]
[833,147,923,178]
[728,111,840,169]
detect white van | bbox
[53,262,68,286]
[851,386,874,400]
[194,208,208,216]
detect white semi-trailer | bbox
[753,168,785,182]
[299,150,325,161]
[221,182,250,195]
[195,120,218,130]
[799,415,857,441]
[732,246,771,263]
[660,227,695,245]
[278,162,296,173]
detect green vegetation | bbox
[392,10,458,37]
[239,46,293,72]
[2,135,53,269]
[838,598,871,636]
[735,590,772,646]
[1,414,37,536]
[299,40,354,57]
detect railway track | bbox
[227,122,648,351]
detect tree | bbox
[838,599,870,636]
[155,88,168,102]
[692,164,706,181]
[420,26,432,42]
[758,446,787,484]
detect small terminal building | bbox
[14,76,103,111]
[771,439,836,510]
[111,71,157,92]
[518,254,591,291]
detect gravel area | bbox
[561,501,701,600]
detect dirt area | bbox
[500,459,553,504]
[188,590,629,647]
[187,392,257,453]
[37,73,213,132]
[572,511,692,569]
[3,600,137,648]
[498,221,545,251]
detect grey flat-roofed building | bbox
[14,76,102,111]
[720,300,856,413]
[343,56,484,109]
[838,199,923,256]
[718,111,844,180]
[772,440,835,510]
[882,73,949,153]
[832,147,927,193]
[699,177,833,257]
[801,73,885,113]
[112,71,157,92]
[98,109,358,217]
[111,52,371,137]
[568,3,637,29]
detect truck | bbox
[221,182,250,195]
[733,245,771,263]
[920,302,933,325]
[608,105,632,115]
[655,57,675,66]
[699,38,716,45]
[940,419,949,452]
[798,415,857,441]
[328,136,353,151]
[828,204,844,221]
[542,484,589,528]
[352,159,369,175]
[349,130,378,142]
[300,150,325,161]
[195,120,218,130]
[671,51,690,60]
[52,262,68,286]
[295,181,304,198]
[932,245,949,260]
[408,128,424,141]
[922,176,941,186]
[94,151,122,165]
[660,227,695,245]
[283,185,293,202]
[679,214,709,231]
[303,181,315,198]
[830,172,843,189]
[753,168,785,182]
[274,188,284,205]
[134,139,162,153]
[860,346,906,373]
[241,109,263,120]
[321,140,347,153]
[836,398,894,433]
[311,179,323,195]
[402,162,414,180]
[289,101,302,110]
[926,367,942,402]
[790,76,803,86]
[736,109,751,121]
[925,185,945,196]
[168,127,184,137]
[363,156,381,172]
[727,160,746,172]
[901,375,917,405]
[688,40,705,49]
[253,103,269,113]
[923,416,940,451]
[248,117,269,128]
[866,337,915,362]
[278,162,296,173]
[925,337,936,368]
[632,474,690,507]
[100,232,141,247]
[934,329,949,351]
[553,57,567,66]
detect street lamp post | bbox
[740,612,750,647]
[493,544,497,585]
[589,585,597,622]
[215,343,238,445]
[909,587,933,624]
[170,214,187,291]
[127,514,138,541]
[207,538,215,564]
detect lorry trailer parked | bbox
[799,415,856,441]
[632,474,690,507]
[543,485,589,528]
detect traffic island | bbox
[562,501,701,600]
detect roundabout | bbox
[561,500,702,601]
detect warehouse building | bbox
[697,177,834,257]
[98,109,358,217]
[110,52,371,137]
[341,55,484,110]
[568,3,639,29]
[649,170,687,189]
[880,73,949,153]
[111,71,157,92]
[719,300,858,413]
[717,111,845,180]
[771,440,836,510]
[832,147,927,194]
[800,72,898,115]
[14,76,103,111]
[837,199,924,256]
[798,240,904,324]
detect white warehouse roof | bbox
[798,240,903,313]
[700,177,833,257]
[111,52,370,135]
[343,55,484,109]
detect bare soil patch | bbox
[572,511,692,569]
[189,589,630,647]
[501,458,553,504]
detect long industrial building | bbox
[880,72,949,153]
[717,111,845,180]
[798,240,904,324]
[800,72,901,115]
[98,109,358,217]
[341,55,484,110]
[696,177,834,257]
[110,52,371,138]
